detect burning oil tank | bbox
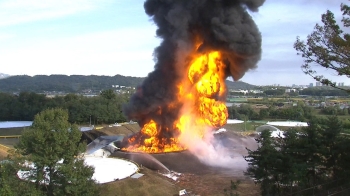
[122,0,264,154]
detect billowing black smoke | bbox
[123,0,264,139]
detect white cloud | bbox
[242,0,350,85]
[0,33,15,41]
[0,0,108,27]
[0,25,160,77]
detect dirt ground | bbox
[99,167,181,196]
[176,172,260,196]
[0,148,8,160]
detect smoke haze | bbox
[180,129,249,169]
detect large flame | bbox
[122,51,228,153]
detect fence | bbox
[0,135,21,139]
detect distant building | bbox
[338,82,344,86]
[309,83,313,87]
[250,90,263,94]
[286,89,297,93]
[316,82,321,86]
[229,89,248,94]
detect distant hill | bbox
[0,75,145,93]
[0,74,256,93]
[0,73,10,79]
[225,80,257,90]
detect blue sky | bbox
[0,0,349,86]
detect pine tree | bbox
[294,3,350,92]
[12,108,99,196]
[245,130,282,196]
[245,116,350,195]
[0,159,44,196]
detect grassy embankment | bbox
[99,167,180,196]
[0,127,25,160]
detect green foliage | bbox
[0,74,144,93]
[237,104,259,120]
[224,180,241,196]
[0,92,47,121]
[245,116,350,195]
[18,92,48,121]
[53,159,99,196]
[0,160,45,196]
[228,104,260,120]
[320,105,349,116]
[321,106,340,115]
[259,109,269,119]
[100,89,120,123]
[245,130,282,195]
[0,92,19,120]
[8,108,99,196]
[264,89,285,96]
[225,80,257,90]
[0,92,129,124]
[294,3,350,92]
[228,103,315,122]
[300,88,350,96]
[100,89,116,100]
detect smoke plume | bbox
[123,0,264,150]
[179,128,248,169]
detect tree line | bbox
[227,103,315,122]
[0,90,130,124]
[299,88,350,97]
[0,74,144,93]
[0,75,261,94]
[228,88,350,98]
[245,116,350,195]
[2,90,349,127]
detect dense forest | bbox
[1,90,349,130]
[0,75,145,93]
[228,102,315,121]
[299,88,350,96]
[0,74,259,93]
[225,80,257,90]
[0,91,305,123]
[246,116,350,195]
[0,90,129,124]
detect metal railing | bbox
[0,135,21,139]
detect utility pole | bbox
[243,115,247,132]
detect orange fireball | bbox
[122,51,228,153]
